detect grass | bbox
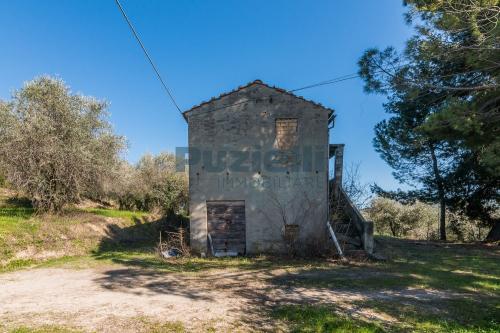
[275,237,500,296]
[3,320,185,333]
[268,238,500,333]
[87,239,499,332]
[84,207,149,221]
[0,255,110,273]
[272,301,500,333]
[0,196,37,262]
[354,298,500,333]
[0,207,35,232]
[91,246,329,273]
[5,326,82,333]
[1,190,499,332]
[3,192,498,295]
[0,191,156,272]
[136,318,186,333]
[0,190,328,275]
[0,196,35,236]
[272,305,385,333]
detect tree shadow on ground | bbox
[270,304,386,333]
[93,213,188,253]
[4,196,33,208]
[270,237,500,295]
[228,238,500,331]
[93,267,216,301]
[350,296,500,332]
[91,233,500,331]
[92,211,331,273]
[0,196,34,219]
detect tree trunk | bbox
[439,198,446,241]
[485,221,500,242]
[390,221,397,237]
[430,146,446,241]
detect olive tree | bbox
[134,153,188,214]
[109,153,188,214]
[0,76,125,212]
[367,197,484,241]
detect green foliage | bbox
[0,76,125,212]
[368,197,417,238]
[110,153,188,214]
[358,0,500,238]
[367,197,486,241]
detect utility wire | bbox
[113,0,498,117]
[187,74,362,118]
[186,63,497,118]
[290,74,361,92]
[114,0,182,115]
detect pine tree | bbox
[358,0,499,240]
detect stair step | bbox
[344,243,360,252]
[330,220,349,225]
[344,249,370,260]
[336,234,362,247]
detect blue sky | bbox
[0,0,413,190]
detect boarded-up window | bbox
[283,224,299,242]
[275,118,298,150]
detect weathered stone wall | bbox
[186,83,330,254]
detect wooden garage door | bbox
[207,201,246,255]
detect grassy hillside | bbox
[0,189,157,272]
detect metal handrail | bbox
[338,187,365,234]
[327,221,345,258]
[207,233,215,256]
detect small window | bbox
[275,118,298,150]
[283,224,300,243]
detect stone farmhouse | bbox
[182,80,373,256]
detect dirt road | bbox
[0,264,465,332]
[1,267,246,332]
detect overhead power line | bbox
[290,73,361,92]
[187,73,363,118]
[114,0,182,115]
[186,63,497,118]
[113,1,498,116]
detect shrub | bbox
[110,153,188,215]
[366,197,409,237]
[366,197,484,241]
[447,211,490,242]
[0,76,125,212]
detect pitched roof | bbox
[182,80,334,121]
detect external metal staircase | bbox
[328,186,374,259]
[328,143,375,260]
